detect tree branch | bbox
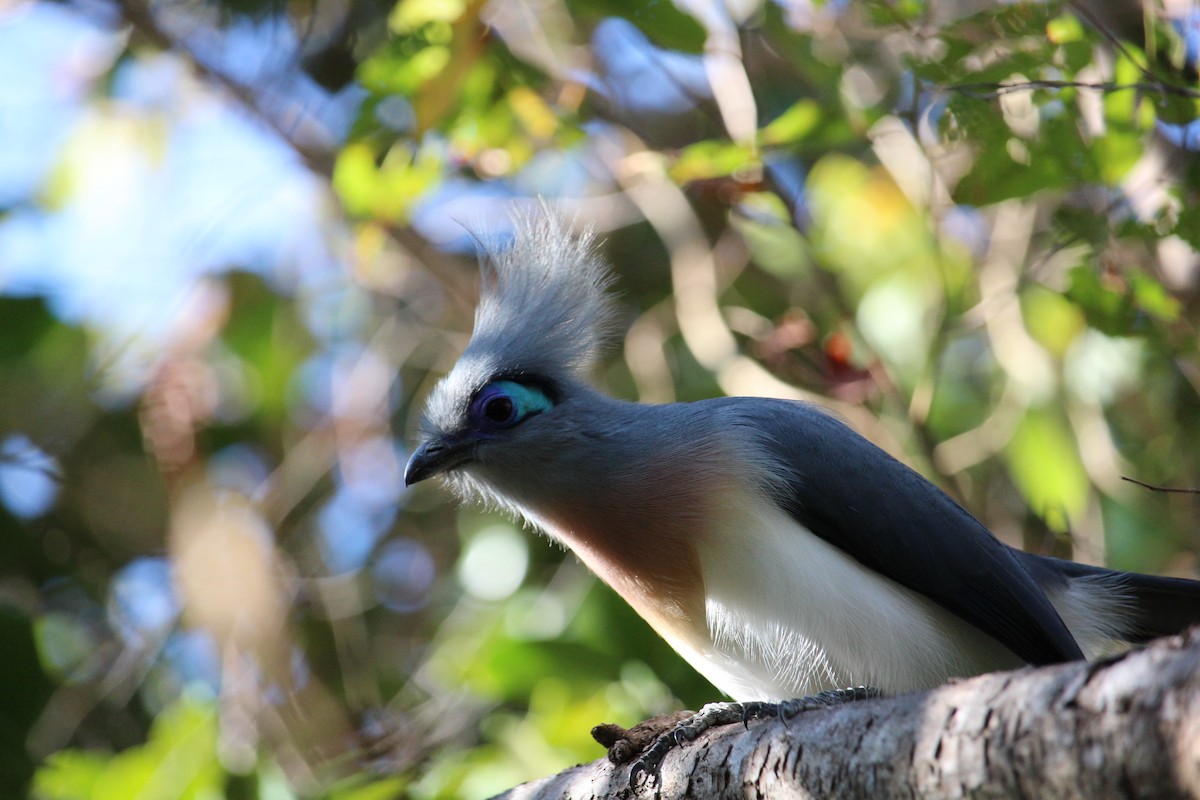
[112,0,338,177]
[494,630,1200,799]
[944,79,1200,101]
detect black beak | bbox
[404,436,475,486]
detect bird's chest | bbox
[529,489,712,653]
[514,458,749,660]
[521,479,1020,703]
[692,493,1024,700]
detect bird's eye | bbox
[468,380,552,431]
[482,395,515,424]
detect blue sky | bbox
[0,2,345,394]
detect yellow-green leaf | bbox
[1005,408,1090,531]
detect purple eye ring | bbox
[481,393,516,424]
[469,383,519,429]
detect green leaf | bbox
[1021,286,1085,357]
[0,298,56,362]
[1175,205,1200,250]
[731,193,811,279]
[1065,265,1179,334]
[1094,63,1145,184]
[1065,265,1138,336]
[390,0,466,33]
[1129,272,1180,322]
[671,140,757,182]
[911,4,1056,82]
[31,751,108,800]
[1101,496,1178,574]
[926,334,999,440]
[759,99,822,146]
[32,695,222,800]
[1005,408,1090,531]
[34,613,96,682]
[333,143,380,218]
[328,777,410,800]
[1045,13,1084,44]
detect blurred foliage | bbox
[0,0,1198,797]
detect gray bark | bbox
[493,629,1200,799]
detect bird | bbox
[404,209,1200,774]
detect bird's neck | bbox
[516,401,733,653]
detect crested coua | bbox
[405,211,1200,766]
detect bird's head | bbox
[404,209,623,505]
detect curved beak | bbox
[404,436,475,486]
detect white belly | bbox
[672,492,1024,701]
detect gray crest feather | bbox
[463,210,622,381]
[420,209,623,435]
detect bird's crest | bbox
[462,209,623,382]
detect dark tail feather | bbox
[1025,553,1200,643]
[1110,572,1200,642]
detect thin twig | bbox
[1121,476,1200,495]
[944,79,1200,101]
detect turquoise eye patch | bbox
[469,380,553,429]
[492,381,553,415]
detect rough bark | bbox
[492,629,1200,799]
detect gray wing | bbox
[734,398,1085,666]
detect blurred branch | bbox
[944,79,1200,101]
[110,0,496,391]
[611,156,912,456]
[111,0,338,176]
[493,630,1200,800]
